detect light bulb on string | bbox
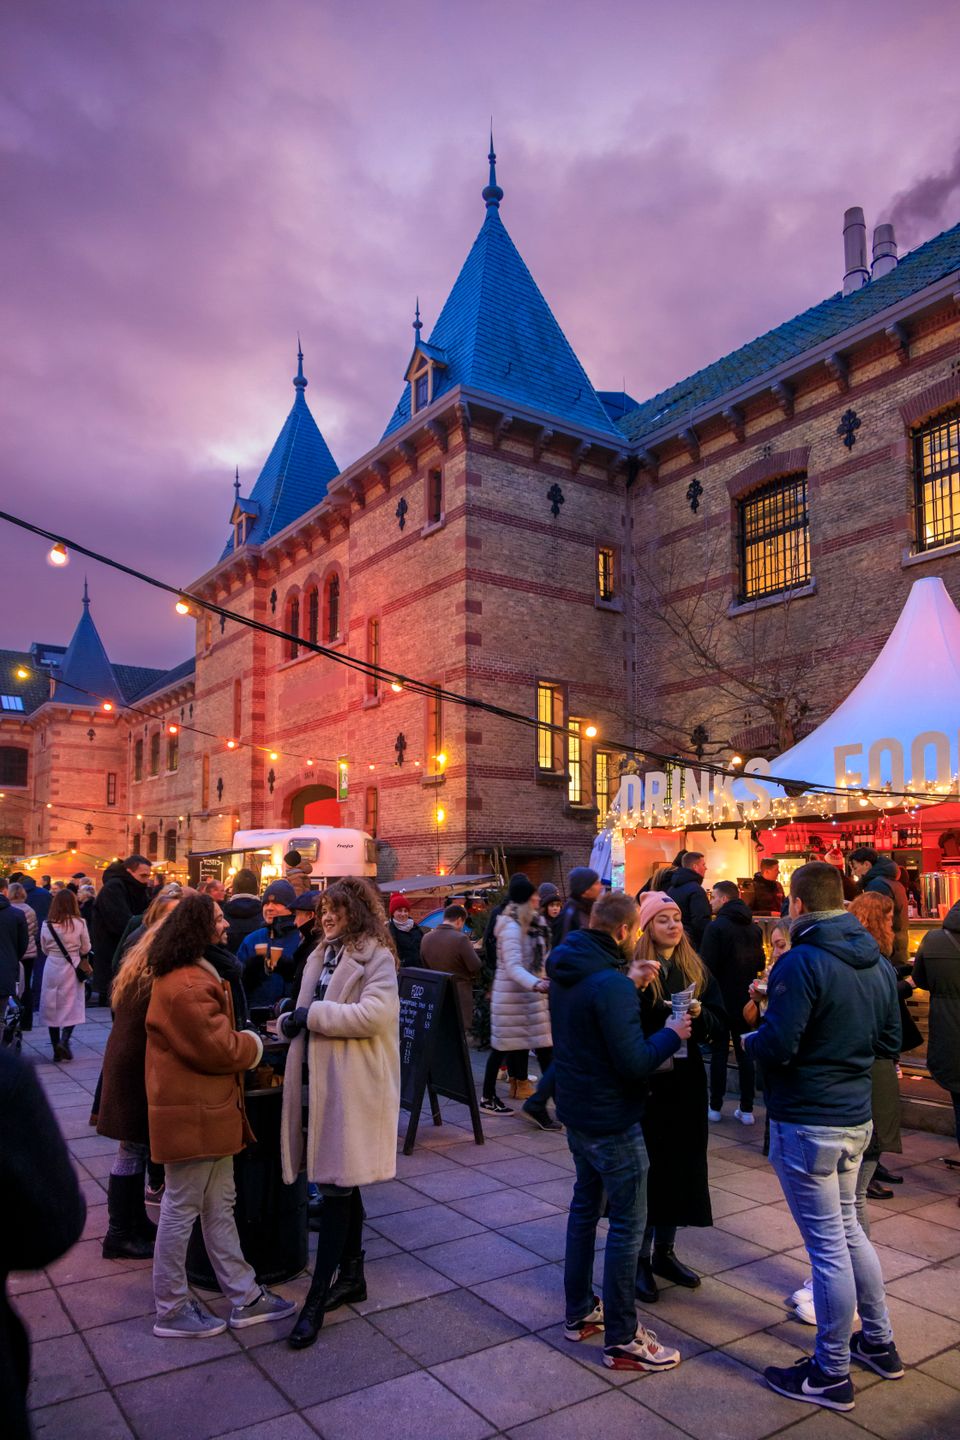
[15,666,29,680]
[390,681,403,693]
[226,739,237,749]
[584,724,598,739]
[102,701,114,712]
[47,542,68,567]
[269,752,279,762]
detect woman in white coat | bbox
[491,874,553,1095]
[39,888,90,1061]
[280,876,400,1350]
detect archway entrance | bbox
[288,784,341,828]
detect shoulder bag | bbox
[49,923,94,983]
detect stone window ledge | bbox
[727,580,817,617]
[902,540,960,569]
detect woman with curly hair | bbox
[147,893,295,1339]
[279,876,400,1349]
[633,892,725,1304]
[95,894,180,1260]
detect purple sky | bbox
[4,0,960,670]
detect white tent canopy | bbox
[763,575,960,795]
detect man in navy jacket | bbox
[744,861,903,1412]
[547,890,689,1373]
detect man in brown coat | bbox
[420,905,481,1034]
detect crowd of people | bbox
[4,834,960,1430]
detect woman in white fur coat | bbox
[491,874,553,1094]
[279,877,399,1350]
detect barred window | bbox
[285,594,300,660]
[597,546,616,602]
[366,618,380,698]
[306,587,319,645]
[426,688,443,773]
[149,732,160,776]
[914,409,960,551]
[164,828,177,862]
[167,732,179,771]
[134,739,143,782]
[738,474,810,603]
[324,573,340,642]
[0,747,27,787]
[364,785,379,838]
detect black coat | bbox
[0,1048,86,1440]
[699,900,765,1031]
[557,896,593,943]
[223,894,264,954]
[913,902,960,1093]
[0,897,28,996]
[640,957,726,1228]
[20,878,50,927]
[389,920,425,968]
[744,873,785,916]
[90,866,151,986]
[667,867,711,948]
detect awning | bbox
[378,873,500,895]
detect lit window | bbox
[738,474,810,603]
[147,830,158,859]
[597,546,616,602]
[536,682,564,771]
[426,689,443,773]
[365,786,379,838]
[131,831,141,854]
[568,720,583,804]
[149,732,160,776]
[324,573,341,642]
[366,618,380,698]
[595,751,612,818]
[427,469,443,525]
[0,695,24,712]
[167,732,179,772]
[914,409,960,551]
[106,772,117,807]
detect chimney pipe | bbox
[872,222,898,280]
[843,206,869,295]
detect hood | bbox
[791,910,882,970]
[21,876,36,893]
[671,866,704,890]
[223,895,262,918]
[942,900,960,933]
[719,899,754,925]
[869,857,900,883]
[101,860,127,884]
[547,927,624,987]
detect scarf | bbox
[391,916,415,933]
[315,941,345,1000]
[789,908,846,939]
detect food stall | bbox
[595,576,960,1128]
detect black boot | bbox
[636,1257,659,1303]
[288,1275,331,1349]
[874,1162,902,1185]
[102,1174,155,1260]
[652,1246,701,1289]
[325,1252,367,1312]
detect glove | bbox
[280,1006,310,1039]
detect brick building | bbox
[3,168,960,886]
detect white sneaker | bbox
[734,1108,756,1126]
[603,1325,680,1371]
[707,1108,723,1122]
[790,1282,817,1325]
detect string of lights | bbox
[0,506,953,811]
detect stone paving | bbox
[16,1011,960,1439]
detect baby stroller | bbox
[2,962,25,1053]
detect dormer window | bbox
[406,344,448,417]
[415,371,429,410]
[234,514,248,548]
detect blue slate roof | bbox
[382,178,621,440]
[618,220,960,445]
[221,351,339,558]
[52,587,124,707]
[0,649,52,714]
[128,657,195,702]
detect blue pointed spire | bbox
[53,587,122,707]
[233,465,240,500]
[482,124,503,210]
[294,338,307,392]
[413,297,422,339]
[82,576,90,608]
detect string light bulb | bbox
[102,701,114,712]
[226,739,237,749]
[435,752,447,768]
[47,542,68,567]
[15,666,29,680]
[584,724,598,739]
[305,758,314,766]
[390,681,403,693]
[175,595,191,616]
[730,754,744,767]
[167,723,178,735]
[269,751,279,762]
[435,806,446,824]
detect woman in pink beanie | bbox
[633,894,725,1306]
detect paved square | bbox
[16,1013,960,1438]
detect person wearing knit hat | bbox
[557,867,604,945]
[237,879,301,1009]
[632,892,726,1305]
[387,892,426,968]
[538,882,564,945]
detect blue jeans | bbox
[769,1120,893,1376]
[564,1122,648,1347]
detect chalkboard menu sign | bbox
[398,967,484,1154]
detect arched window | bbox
[306,586,320,646]
[324,572,341,643]
[147,830,158,859]
[164,828,177,862]
[149,732,161,776]
[285,592,300,660]
[0,747,28,787]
